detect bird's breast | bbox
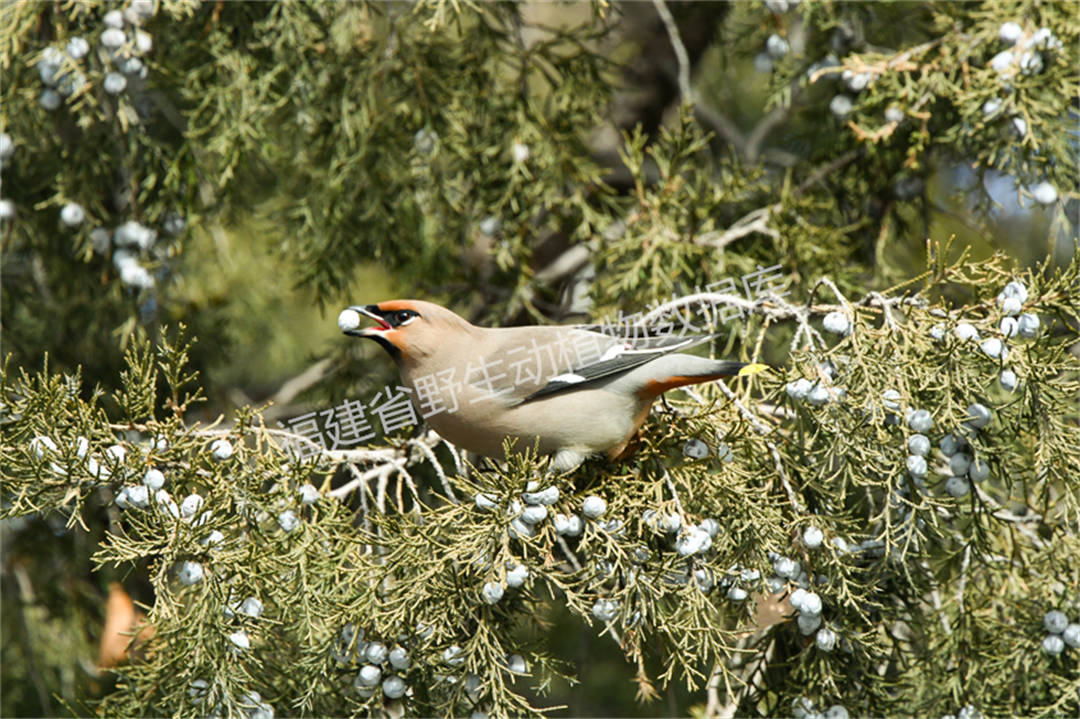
[402,375,644,459]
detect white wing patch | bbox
[599,343,628,361]
[549,373,587,384]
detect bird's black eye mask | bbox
[357,305,421,331]
[384,308,420,327]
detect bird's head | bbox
[339,300,473,365]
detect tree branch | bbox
[651,0,692,104]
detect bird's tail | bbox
[637,360,770,398]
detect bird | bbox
[339,300,767,472]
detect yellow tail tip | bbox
[738,363,770,377]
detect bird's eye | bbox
[396,310,414,324]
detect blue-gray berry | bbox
[815,627,837,651]
[907,409,933,432]
[1063,624,1080,648]
[949,452,972,476]
[1042,634,1065,656]
[800,592,823,616]
[954,323,979,342]
[1017,313,1040,338]
[907,434,930,456]
[1044,610,1068,634]
[278,510,299,532]
[786,378,814,400]
[177,560,204,586]
[829,95,853,117]
[104,72,127,94]
[582,495,606,519]
[66,36,90,59]
[945,476,970,498]
[382,675,406,699]
[980,338,1003,358]
[1032,182,1058,206]
[298,483,319,505]
[999,22,1022,45]
[990,50,1014,74]
[356,664,381,687]
[807,385,830,405]
[966,403,992,429]
[797,613,822,635]
[765,33,790,59]
[210,438,233,460]
[1000,369,1017,392]
[683,439,709,459]
[100,28,126,49]
[40,89,62,111]
[239,596,263,618]
[519,505,547,525]
[389,647,409,670]
[478,216,501,236]
[506,563,529,588]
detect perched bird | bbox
[340,300,766,471]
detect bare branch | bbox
[694,206,779,250]
[262,358,333,422]
[652,0,692,104]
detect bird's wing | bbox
[473,326,717,404]
[520,332,717,402]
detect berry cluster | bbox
[941,704,984,719]
[764,541,840,654]
[33,2,154,111]
[787,280,1042,504]
[20,4,188,292]
[989,24,1063,80]
[791,695,850,719]
[338,625,412,700]
[784,360,846,407]
[187,681,274,719]
[1041,609,1080,656]
[754,1,802,73]
[982,23,1065,203]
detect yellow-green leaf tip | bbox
[738,363,770,377]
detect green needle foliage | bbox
[1,1,1078,718]
[4,252,1079,718]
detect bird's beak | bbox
[345,305,392,337]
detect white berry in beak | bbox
[338,308,362,332]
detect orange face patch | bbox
[377,300,422,313]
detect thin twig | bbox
[443,438,468,480]
[662,470,687,518]
[330,462,398,500]
[652,0,692,104]
[694,206,780,249]
[262,358,333,421]
[956,544,971,615]
[557,536,583,573]
[411,437,458,503]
